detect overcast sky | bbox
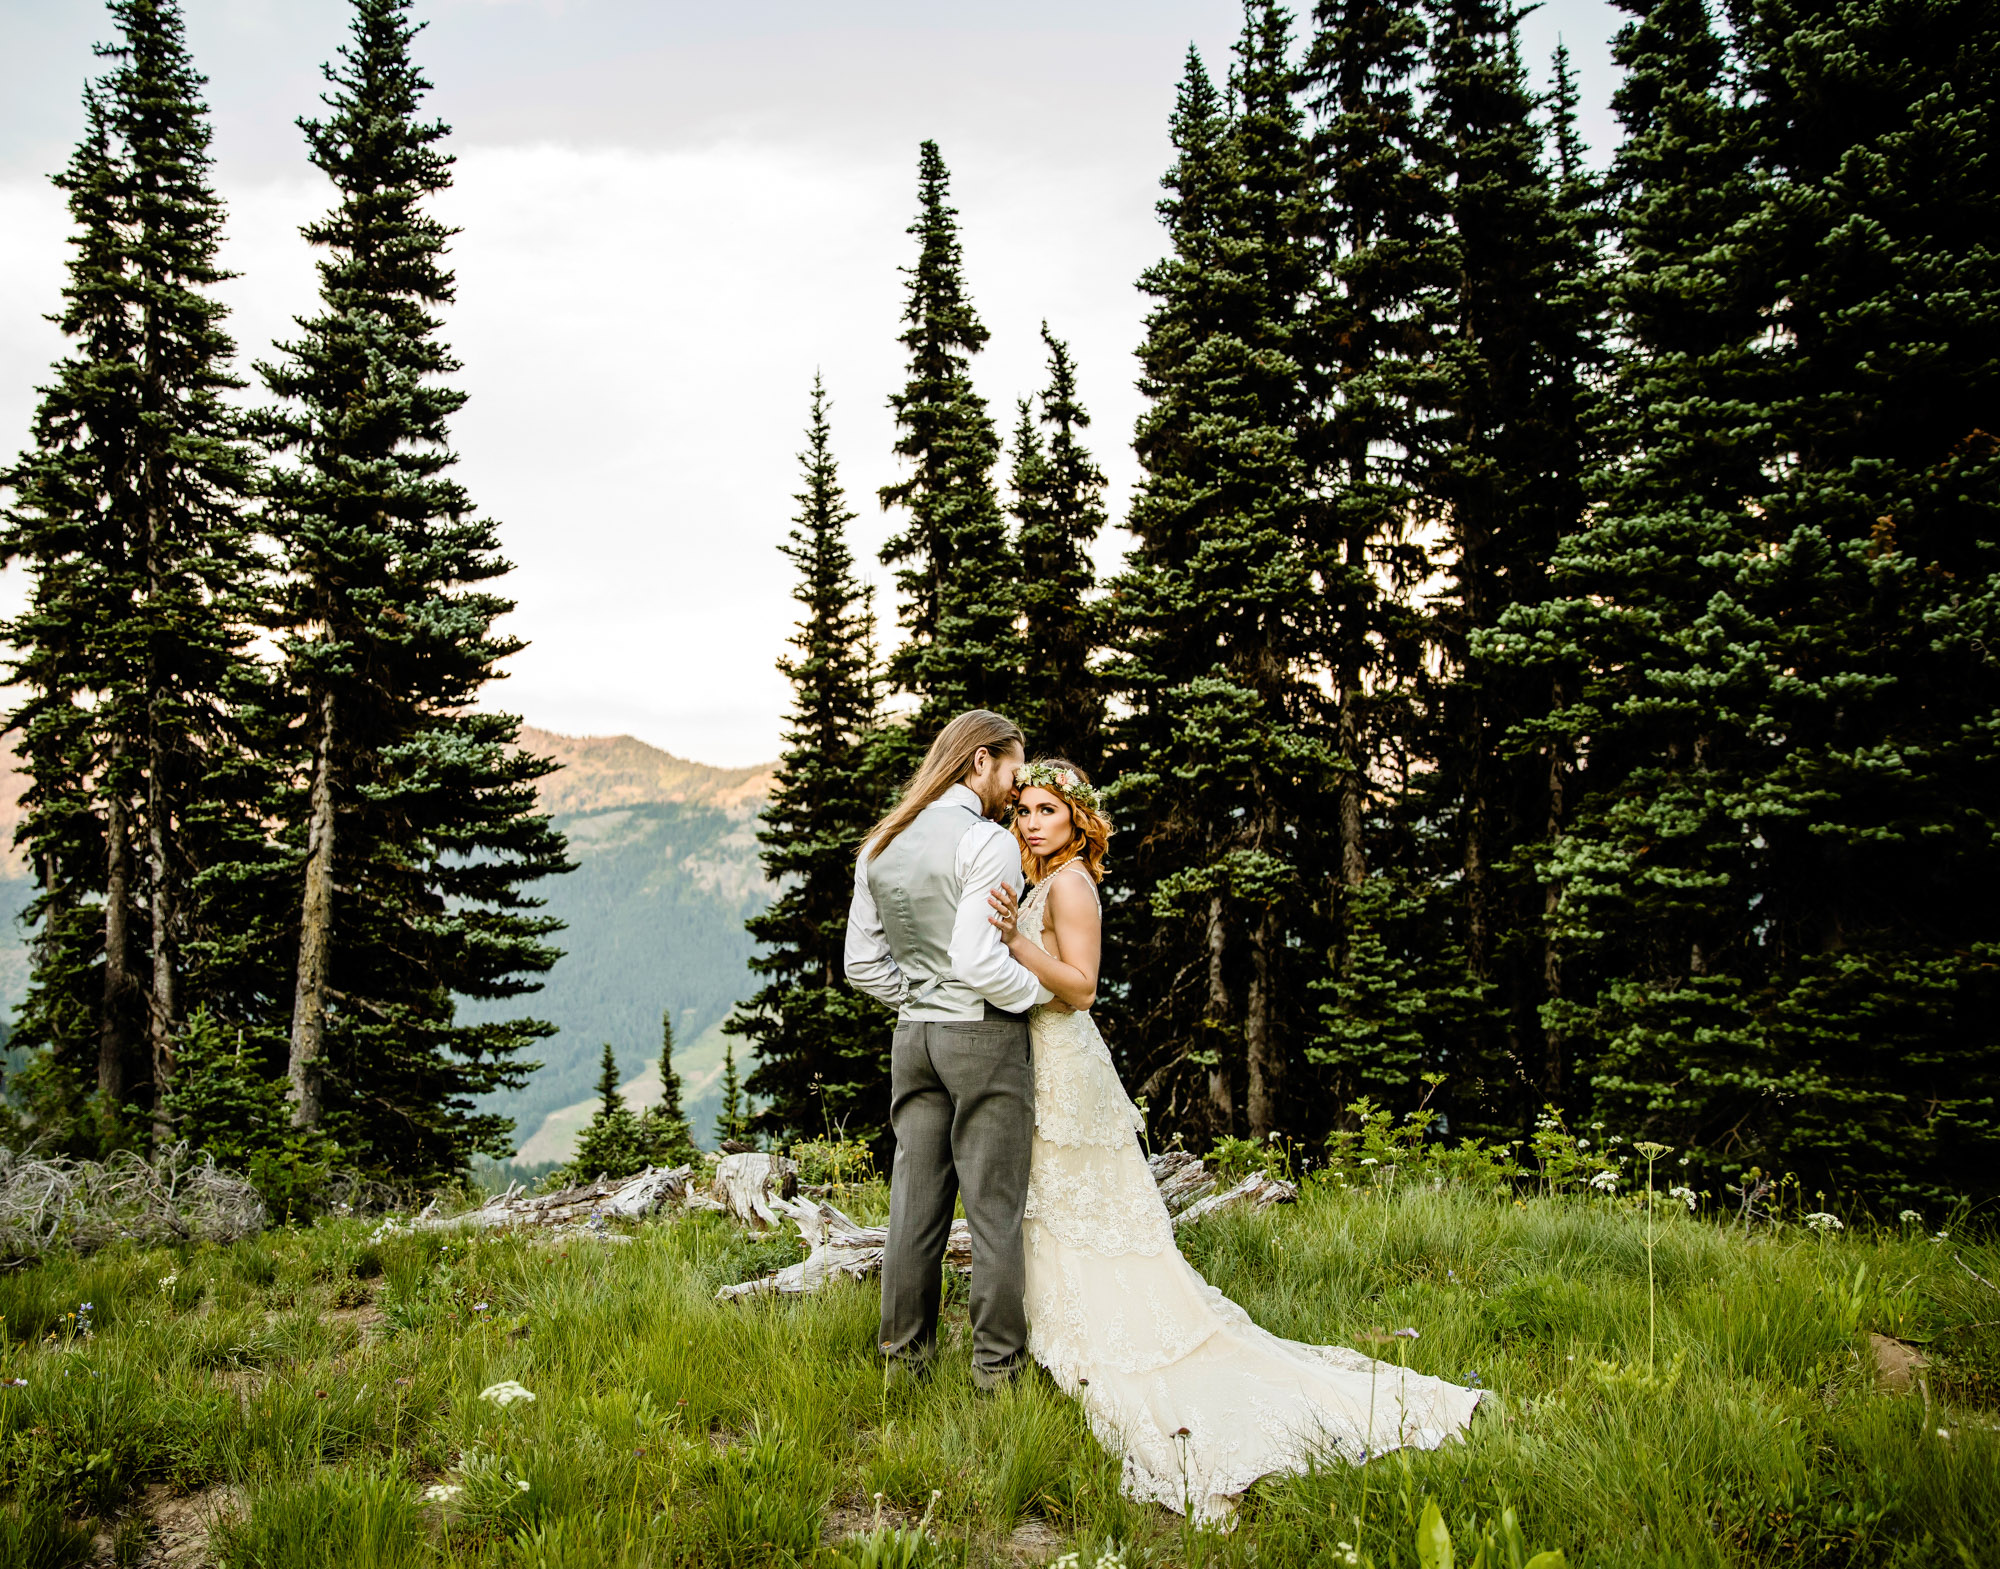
[1,0,1624,767]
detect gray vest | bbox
[866,791,1023,1020]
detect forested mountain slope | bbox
[468,728,776,1158]
[0,728,775,1157]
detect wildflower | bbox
[1899,1209,1923,1226]
[1677,1155,1690,1166]
[1635,1141,1671,1160]
[480,1380,536,1407]
[1590,1122,1604,1131]
[1803,1212,1843,1234]
[158,1273,178,1295]
[421,1483,462,1503]
[1334,1542,1361,1568]
[1359,1157,1379,1167]
[1589,1170,1620,1192]
[1392,1327,1420,1340]
[1669,1186,1697,1212]
[1608,1135,1624,1146]
[2,1378,25,1389]
[1576,1139,1590,1150]
[1466,1370,1483,1389]
[515,1478,531,1491]
[1937,1428,1951,1441]
[472,1302,490,1313]
[1935,1230,1950,1241]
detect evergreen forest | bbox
[1,0,1995,1216]
[735,0,2000,1211]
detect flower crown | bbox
[1015,761,1104,815]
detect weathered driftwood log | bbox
[715,1195,973,1304]
[388,1152,807,1238]
[717,1151,1291,1303]
[400,1164,696,1234]
[1171,1170,1299,1229]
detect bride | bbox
[986,759,1483,1523]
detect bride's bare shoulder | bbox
[1047,863,1102,919]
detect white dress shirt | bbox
[844,783,1052,1019]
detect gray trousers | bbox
[879,1008,1034,1387]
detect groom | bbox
[844,709,1049,1390]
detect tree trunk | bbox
[1244,908,1281,1137]
[289,689,338,1129]
[145,716,178,1149]
[1204,891,1234,1136]
[99,770,140,1107]
[1541,677,1566,1099]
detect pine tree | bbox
[640,1010,699,1169]
[1492,0,2000,1202]
[257,0,570,1179]
[714,1042,746,1147]
[594,1041,620,1120]
[0,0,270,1150]
[1391,0,1607,1132]
[732,379,891,1146]
[1296,0,1451,1112]
[655,1010,684,1123]
[1108,7,1328,1141]
[1010,325,1108,772]
[877,141,1020,764]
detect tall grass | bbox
[0,1181,1993,1566]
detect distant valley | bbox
[0,726,779,1162]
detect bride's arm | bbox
[987,878,1100,1011]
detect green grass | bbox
[0,1182,1994,1567]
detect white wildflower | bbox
[515,1477,532,1491]
[1898,1209,1923,1226]
[421,1483,462,1503]
[1360,1157,1379,1167]
[1669,1186,1697,1212]
[1589,1169,1620,1192]
[1576,1139,1590,1150]
[479,1380,536,1407]
[158,1272,178,1295]
[1803,1212,1843,1234]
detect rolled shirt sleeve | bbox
[843,852,907,1010]
[949,820,1053,1015]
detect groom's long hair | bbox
[863,709,1024,860]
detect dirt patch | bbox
[1002,1516,1065,1563]
[110,1481,245,1568]
[821,1494,921,1545]
[326,1300,386,1335]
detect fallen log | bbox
[718,1150,1288,1303]
[394,1164,696,1235]
[1171,1170,1299,1229]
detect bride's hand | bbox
[987,883,1019,943]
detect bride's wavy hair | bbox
[1013,758,1112,885]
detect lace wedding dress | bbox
[1018,863,1484,1523]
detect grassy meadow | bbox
[0,1176,1995,1568]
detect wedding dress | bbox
[1018,862,1484,1523]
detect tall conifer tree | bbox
[1,0,269,1149]
[1392,0,1606,1131]
[733,380,891,1146]
[257,0,569,1178]
[1010,325,1108,773]
[1109,6,1327,1140]
[1494,0,2000,1200]
[877,142,1020,763]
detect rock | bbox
[1869,1331,1930,1395]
